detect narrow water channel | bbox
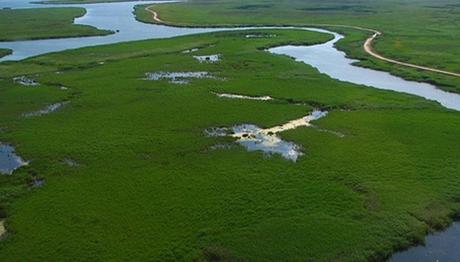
[0,1,459,259]
[1,1,459,111]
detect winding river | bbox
[0,0,459,259]
[1,1,459,111]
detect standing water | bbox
[0,2,458,111]
[268,28,460,111]
[0,143,28,175]
[389,222,460,262]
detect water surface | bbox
[0,144,28,175]
[389,222,460,262]
[194,54,220,63]
[144,71,218,84]
[0,1,226,61]
[1,2,458,111]
[205,110,328,161]
[268,30,460,111]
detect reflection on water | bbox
[215,93,273,101]
[389,222,460,262]
[231,124,304,161]
[268,29,460,111]
[23,102,68,117]
[205,110,328,161]
[144,71,217,84]
[182,48,199,54]
[13,76,39,86]
[0,143,28,175]
[30,178,45,188]
[193,54,220,63]
[1,2,459,111]
[245,33,277,38]
[0,1,227,61]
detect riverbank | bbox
[135,1,460,94]
[0,49,12,59]
[0,7,112,41]
[0,28,459,261]
[145,4,460,80]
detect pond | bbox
[205,110,328,161]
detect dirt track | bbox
[145,6,460,78]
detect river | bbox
[1,0,459,259]
[1,1,459,111]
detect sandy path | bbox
[144,6,460,78]
[145,6,163,23]
[364,32,460,77]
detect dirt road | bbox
[145,6,460,78]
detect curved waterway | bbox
[1,1,459,111]
[1,0,460,259]
[268,31,460,111]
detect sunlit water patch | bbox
[13,76,39,86]
[0,143,28,175]
[389,222,460,262]
[29,178,45,188]
[246,34,277,38]
[182,48,199,54]
[215,93,273,101]
[63,158,79,167]
[193,54,220,63]
[144,71,219,84]
[232,124,304,161]
[23,102,68,117]
[1,1,459,110]
[205,110,327,161]
[268,29,460,111]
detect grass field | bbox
[0,49,12,59]
[0,28,459,261]
[41,0,139,3]
[0,7,111,41]
[135,0,460,93]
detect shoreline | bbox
[0,7,113,42]
[143,5,460,79]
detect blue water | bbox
[389,222,460,262]
[1,1,459,110]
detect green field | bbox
[0,28,459,261]
[0,49,12,59]
[135,0,460,93]
[0,7,111,41]
[40,0,138,3]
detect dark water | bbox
[389,222,460,262]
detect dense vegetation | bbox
[0,7,111,41]
[41,0,132,3]
[135,0,460,93]
[0,49,12,59]
[0,29,459,261]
